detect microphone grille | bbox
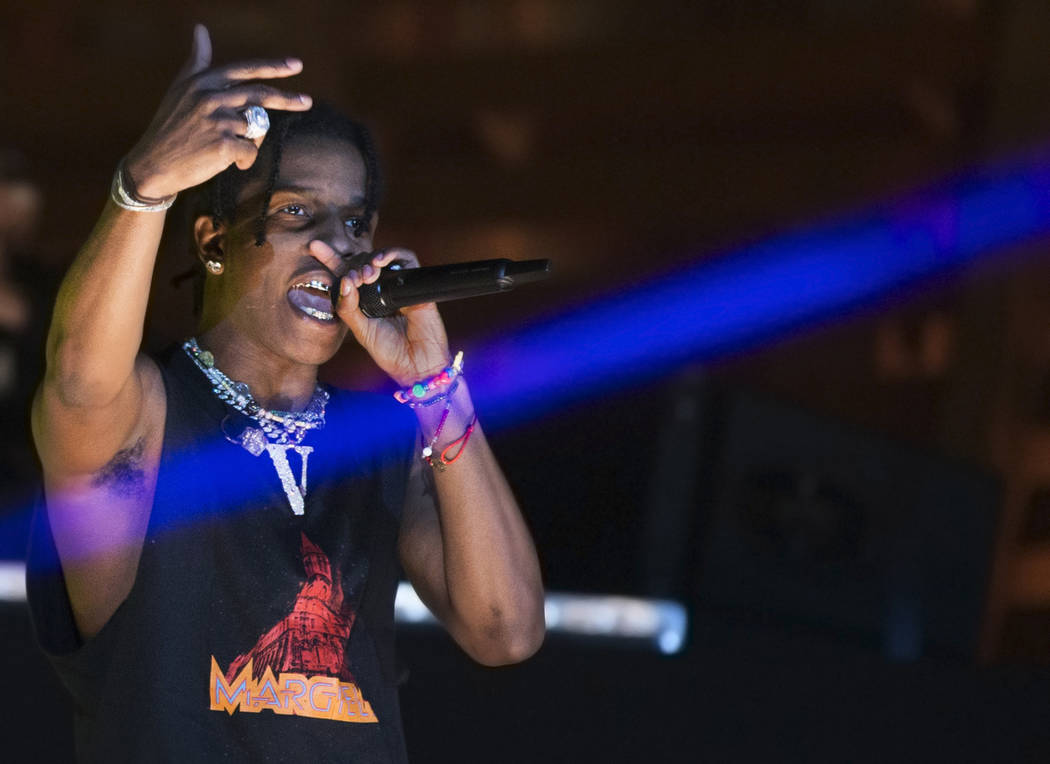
[356,282,397,318]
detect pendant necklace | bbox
[184,338,329,516]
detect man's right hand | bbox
[123,23,312,202]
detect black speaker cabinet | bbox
[693,389,999,661]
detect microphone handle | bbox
[352,258,551,318]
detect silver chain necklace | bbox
[183,338,329,516]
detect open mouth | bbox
[287,279,336,322]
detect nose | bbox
[319,212,356,256]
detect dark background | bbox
[4,1,1050,760]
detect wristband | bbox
[110,158,176,212]
[394,351,464,405]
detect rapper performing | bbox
[25,24,544,762]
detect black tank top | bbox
[28,345,418,762]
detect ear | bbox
[193,214,226,267]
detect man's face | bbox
[205,135,374,366]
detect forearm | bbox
[414,381,546,663]
[337,253,544,662]
[46,197,165,407]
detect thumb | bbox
[177,23,212,81]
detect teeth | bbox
[291,280,331,293]
[300,306,334,321]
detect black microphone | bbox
[336,258,553,318]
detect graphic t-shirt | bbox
[27,346,420,762]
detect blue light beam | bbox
[7,153,1050,561]
[469,156,1050,424]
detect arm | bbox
[33,25,311,639]
[399,379,545,665]
[32,197,168,638]
[329,246,545,666]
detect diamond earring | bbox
[205,260,224,275]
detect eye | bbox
[279,204,308,217]
[345,217,368,237]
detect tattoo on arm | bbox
[92,438,147,498]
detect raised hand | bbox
[123,24,312,202]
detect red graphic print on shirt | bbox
[209,532,378,723]
[226,532,357,683]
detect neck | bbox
[196,326,319,412]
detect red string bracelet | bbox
[425,413,478,471]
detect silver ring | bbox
[240,105,270,141]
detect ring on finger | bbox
[240,105,270,140]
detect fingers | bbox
[199,57,304,89]
[174,25,302,96]
[309,244,420,287]
[173,30,310,132]
[336,276,361,318]
[215,84,312,112]
[307,240,345,274]
[373,248,419,270]
[311,244,419,324]
[193,24,213,74]
[227,137,260,171]
[196,85,309,151]
[345,249,418,289]
[176,24,212,82]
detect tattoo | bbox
[92,438,147,498]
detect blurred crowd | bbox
[0,149,57,558]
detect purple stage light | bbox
[467,152,1050,426]
[8,151,1050,559]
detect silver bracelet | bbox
[109,158,176,212]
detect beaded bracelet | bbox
[421,397,455,462]
[409,377,460,408]
[394,351,464,405]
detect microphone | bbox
[337,258,553,318]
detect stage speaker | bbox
[688,387,999,661]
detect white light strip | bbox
[0,562,27,604]
[0,565,688,654]
[393,579,438,624]
[395,582,689,654]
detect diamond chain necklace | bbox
[183,338,329,515]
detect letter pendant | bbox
[265,444,313,516]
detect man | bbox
[27,25,544,762]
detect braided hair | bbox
[184,102,382,311]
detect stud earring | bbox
[205,260,224,275]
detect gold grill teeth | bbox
[291,280,331,293]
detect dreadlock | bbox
[182,101,383,313]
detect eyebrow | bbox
[269,184,367,208]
